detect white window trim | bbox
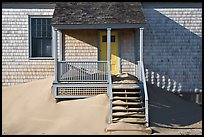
[29,15,54,60]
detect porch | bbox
[52,28,145,98]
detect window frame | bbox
[29,15,54,60]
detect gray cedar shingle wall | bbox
[63,30,98,61]
[2,8,55,86]
[142,3,202,93]
[120,29,136,75]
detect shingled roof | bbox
[52,2,146,25]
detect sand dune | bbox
[2,77,110,135]
[2,77,202,135]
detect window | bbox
[30,16,52,58]
[102,35,116,42]
[102,35,107,42]
[111,35,115,42]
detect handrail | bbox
[140,61,149,127]
[107,60,113,124]
[59,60,108,63]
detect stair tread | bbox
[112,100,143,105]
[113,117,145,121]
[113,96,142,100]
[112,85,141,89]
[112,112,145,117]
[112,91,141,94]
[113,117,146,124]
[112,106,144,111]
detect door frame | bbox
[97,30,121,74]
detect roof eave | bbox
[52,23,146,30]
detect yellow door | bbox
[99,31,119,75]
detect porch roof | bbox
[52,2,146,28]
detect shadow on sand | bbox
[148,83,202,128]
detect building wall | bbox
[120,29,137,75]
[2,5,55,86]
[63,29,98,61]
[142,3,202,93]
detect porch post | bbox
[107,28,112,123]
[140,28,144,62]
[59,30,63,61]
[139,28,144,80]
[107,28,111,75]
[107,27,112,94]
[52,27,58,83]
[59,30,63,81]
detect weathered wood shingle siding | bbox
[120,29,137,75]
[142,3,202,93]
[63,30,98,61]
[2,5,55,86]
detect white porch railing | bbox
[137,61,149,127]
[58,61,108,82]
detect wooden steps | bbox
[110,84,147,132]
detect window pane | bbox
[42,31,46,37]
[42,24,47,37]
[37,28,41,37]
[102,35,107,42]
[42,39,52,57]
[47,23,51,29]
[42,18,47,25]
[31,19,36,37]
[37,19,41,24]
[32,38,42,57]
[47,30,51,37]
[111,35,115,42]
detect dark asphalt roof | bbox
[52,2,146,25]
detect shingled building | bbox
[2,2,202,131]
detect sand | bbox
[2,77,110,135]
[147,84,202,135]
[2,77,202,135]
